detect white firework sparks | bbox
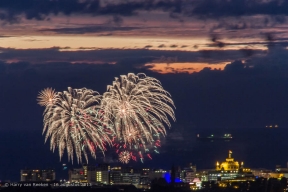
[37,88,57,107]
[43,87,113,164]
[124,128,138,144]
[119,151,131,164]
[101,73,175,158]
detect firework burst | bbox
[102,73,175,162]
[43,87,114,164]
[37,88,57,107]
[119,151,131,164]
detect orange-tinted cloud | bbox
[145,62,227,74]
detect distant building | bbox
[148,169,168,180]
[196,169,214,181]
[68,168,86,183]
[41,170,56,181]
[121,166,134,174]
[96,170,109,184]
[110,170,121,184]
[82,164,88,181]
[251,168,272,178]
[252,163,288,179]
[139,176,150,185]
[180,163,197,183]
[275,163,288,173]
[68,164,112,184]
[86,165,96,183]
[96,164,110,171]
[208,150,255,182]
[20,169,55,182]
[121,173,141,185]
[141,168,150,176]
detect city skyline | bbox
[14,150,288,186]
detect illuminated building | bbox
[41,170,56,181]
[148,169,168,180]
[195,169,214,182]
[110,170,121,184]
[82,164,88,181]
[252,164,288,179]
[68,168,86,183]
[86,165,96,184]
[208,150,255,182]
[275,163,288,173]
[111,166,121,171]
[138,176,151,190]
[180,165,196,183]
[139,176,150,185]
[121,166,134,174]
[20,169,55,182]
[141,168,150,176]
[69,164,111,184]
[109,166,141,186]
[189,178,202,190]
[95,164,110,184]
[96,171,109,184]
[121,173,141,185]
[251,168,272,178]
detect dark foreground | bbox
[0,177,287,192]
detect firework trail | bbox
[37,88,57,107]
[43,87,114,164]
[101,73,175,163]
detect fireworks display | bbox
[43,87,113,164]
[118,151,131,164]
[101,73,176,163]
[38,73,175,164]
[37,88,57,107]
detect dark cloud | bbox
[0,35,13,38]
[1,0,288,24]
[190,0,288,18]
[0,0,183,22]
[224,60,245,72]
[0,47,262,64]
[209,34,225,48]
[246,45,288,70]
[158,44,166,48]
[112,15,124,26]
[97,33,113,36]
[169,12,184,22]
[144,45,153,49]
[0,0,99,22]
[38,25,140,34]
[210,20,248,31]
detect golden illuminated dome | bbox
[216,150,240,171]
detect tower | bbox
[228,150,232,158]
[216,150,240,171]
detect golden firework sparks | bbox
[37,88,57,107]
[119,151,131,164]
